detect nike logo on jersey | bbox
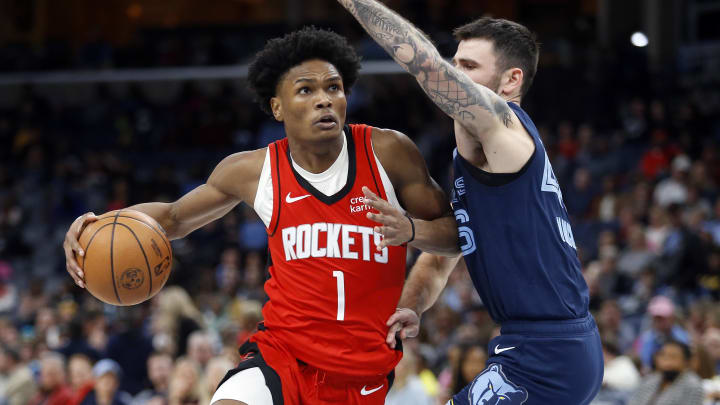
[360,384,384,395]
[286,192,311,203]
[494,345,516,354]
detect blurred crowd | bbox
[1,13,720,405]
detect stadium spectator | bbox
[628,340,703,405]
[150,287,204,357]
[591,338,640,405]
[199,356,234,405]
[617,224,656,278]
[450,343,487,397]
[186,331,214,369]
[654,155,691,208]
[132,352,173,405]
[105,309,153,395]
[602,338,640,392]
[0,343,37,405]
[28,352,73,405]
[81,359,132,405]
[166,358,203,405]
[636,295,690,371]
[597,300,637,354]
[386,349,434,405]
[702,327,720,375]
[68,354,94,405]
[0,263,17,315]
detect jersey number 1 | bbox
[333,271,345,321]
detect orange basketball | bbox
[76,209,172,306]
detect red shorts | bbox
[216,330,395,405]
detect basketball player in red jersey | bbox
[62,27,459,405]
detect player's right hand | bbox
[385,307,420,349]
[63,212,98,289]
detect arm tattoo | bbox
[338,0,512,129]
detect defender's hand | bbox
[385,307,420,349]
[63,212,98,288]
[363,186,412,250]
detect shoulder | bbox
[369,127,424,179]
[368,127,429,189]
[208,148,267,199]
[369,127,415,152]
[680,371,703,386]
[213,148,266,179]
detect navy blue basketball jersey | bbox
[451,102,589,323]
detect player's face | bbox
[273,59,347,143]
[452,38,503,94]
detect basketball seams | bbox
[113,214,172,287]
[113,215,172,257]
[109,212,123,305]
[115,222,153,300]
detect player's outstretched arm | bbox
[371,128,458,256]
[386,252,463,348]
[336,0,512,141]
[63,149,264,288]
[128,150,264,239]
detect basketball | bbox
[76,209,172,306]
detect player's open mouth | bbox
[314,114,338,130]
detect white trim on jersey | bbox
[253,147,274,228]
[210,367,274,405]
[252,131,403,227]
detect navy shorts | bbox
[451,314,603,405]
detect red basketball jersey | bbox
[256,124,406,378]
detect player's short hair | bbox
[248,26,362,116]
[453,17,539,97]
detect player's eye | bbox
[329,84,340,92]
[298,87,311,94]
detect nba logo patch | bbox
[468,364,528,404]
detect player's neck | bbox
[503,93,522,105]
[287,133,344,174]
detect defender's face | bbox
[452,38,502,93]
[273,59,347,142]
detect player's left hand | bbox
[386,307,420,349]
[363,186,412,249]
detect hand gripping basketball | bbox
[63,212,98,288]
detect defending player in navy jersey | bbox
[338,1,604,404]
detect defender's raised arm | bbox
[336,0,513,140]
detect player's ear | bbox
[270,97,283,122]
[499,67,523,98]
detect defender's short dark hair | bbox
[453,18,539,96]
[248,27,362,116]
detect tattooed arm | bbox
[337,0,513,140]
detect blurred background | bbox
[0,0,719,404]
